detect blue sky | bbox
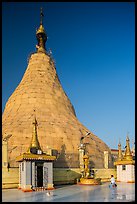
[2,2,135,149]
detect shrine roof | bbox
[114,159,135,166]
[16,152,56,162]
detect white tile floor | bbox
[2,182,135,202]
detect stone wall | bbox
[2,167,19,189]
[93,168,117,182]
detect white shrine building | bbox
[114,136,135,183]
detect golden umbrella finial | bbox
[33,109,37,123]
[40,7,44,25]
[36,8,47,53]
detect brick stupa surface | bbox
[2,52,112,168]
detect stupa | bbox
[2,8,113,177]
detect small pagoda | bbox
[114,136,135,183]
[16,112,56,192]
[79,154,101,185]
[78,137,101,185]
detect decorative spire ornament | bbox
[27,110,42,154]
[36,8,47,53]
[117,142,123,161]
[40,7,44,25]
[124,135,132,160]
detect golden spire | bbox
[117,142,123,161]
[123,135,132,161]
[27,112,42,154]
[36,7,47,53]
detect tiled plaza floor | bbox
[2,182,135,202]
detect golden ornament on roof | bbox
[36,24,46,35]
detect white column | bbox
[2,140,8,168]
[104,151,109,169]
[21,161,32,191]
[43,162,54,189]
[18,163,21,188]
[78,145,85,172]
[32,162,35,188]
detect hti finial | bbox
[33,109,37,125]
[127,131,129,137]
[36,8,47,53]
[40,7,44,25]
